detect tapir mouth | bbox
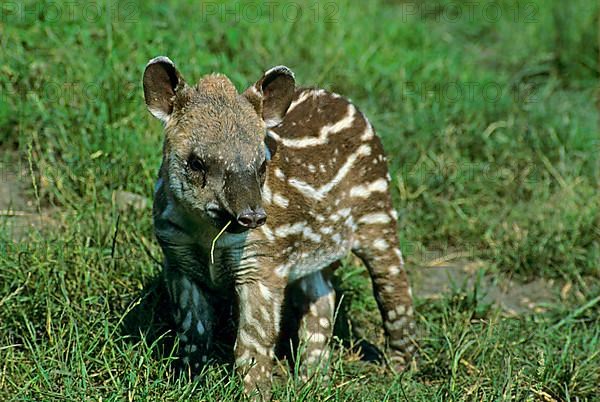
[225,221,249,234]
[209,209,249,234]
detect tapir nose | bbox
[236,208,267,229]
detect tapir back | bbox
[253,88,398,283]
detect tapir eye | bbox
[187,154,207,188]
[187,154,206,173]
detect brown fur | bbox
[143,57,416,400]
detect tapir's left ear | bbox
[243,66,295,128]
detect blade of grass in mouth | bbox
[211,220,231,264]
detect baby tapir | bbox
[143,56,416,399]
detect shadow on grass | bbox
[120,276,177,361]
[120,274,385,372]
[120,275,237,367]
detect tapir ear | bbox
[143,56,186,124]
[243,66,296,128]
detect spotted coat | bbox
[143,57,416,400]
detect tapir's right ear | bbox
[143,56,186,124]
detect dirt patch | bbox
[0,153,150,241]
[411,260,563,314]
[0,162,49,240]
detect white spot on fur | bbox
[288,144,371,201]
[196,321,205,335]
[182,311,192,331]
[278,104,357,148]
[358,212,391,225]
[239,329,268,354]
[320,226,333,235]
[309,332,327,343]
[258,283,272,301]
[329,208,352,222]
[272,301,281,331]
[360,121,375,141]
[179,290,189,309]
[192,286,200,306]
[262,181,272,204]
[275,221,306,237]
[275,261,292,278]
[260,306,270,322]
[274,168,285,180]
[235,350,251,366]
[385,317,407,332]
[260,224,275,241]
[373,238,389,251]
[332,233,342,244]
[303,226,322,242]
[287,90,312,113]
[384,285,395,293]
[345,215,357,231]
[349,178,388,198]
[273,193,289,208]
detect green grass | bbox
[1,0,599,400]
